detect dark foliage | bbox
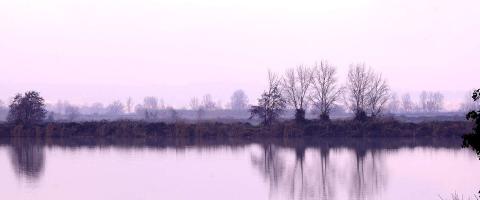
[462,89,480,158]
[294,109,306,123]
[7,91,47,125]
[250,85,286,125]
[354,110,369,121]
[0,119,469,138]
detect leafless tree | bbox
[309,61,342,121]
[282,65,313,122]
[366,73,389,117]
[387,92,400,113]
[106,100,124,115]
[419,91,444,113]
[345,64,373,120]
[137,96,161,120]
[190,97,205,120]
[189,97,200,110]
[202,94,216,110]
[419,91,428,112]
[401,93,414,113]
[230,90,249,110]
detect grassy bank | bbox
[0,119,471,138]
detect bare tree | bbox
[282,65,313,122]
[137,97,160,120]
[418,91,444,113]
[345,64,373,120]
[230,90,249,110]
[401,93,414,113]
[387,92,400,113]
[106,100,124,115]
[190,97,205,120]
[202,94,216,110]
[366,73,389,117]
[189,97,200,110]
[310,61,342,121]
[250,71,286,125]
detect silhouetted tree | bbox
[230,90,249,110]
[7,91,47,124]
[282,65,313,122]
[345,64,372,121]
[310,61,342,121]
[366,73,389,117]
[250,71,286,125]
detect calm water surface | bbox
[0,138,479,200]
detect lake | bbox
[0,137,479,200]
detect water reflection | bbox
[8,139,45,180]
[251,140,417,200]
[0,137,469,200]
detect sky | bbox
[0,0,479,109]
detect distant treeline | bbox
[0,119,470,138]
[0,64,478,123]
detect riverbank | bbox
[0,119,471,138]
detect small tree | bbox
[250,71,286,125]
[7,91,47,124]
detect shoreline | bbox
[0,119,472,138]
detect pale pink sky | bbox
[0,0,479,108]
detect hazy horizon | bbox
[1,0,478,110]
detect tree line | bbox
[1,62,470,124]
[249,62,454,125]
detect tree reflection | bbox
[251,142,387,200]
[9,140,45,181]
[251,144,286,196]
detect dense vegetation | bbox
[462,89,480,157]
[0,119,470,138]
